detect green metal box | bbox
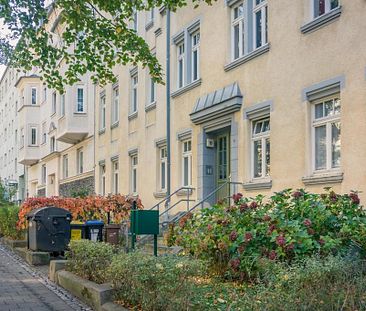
[130,210,159,235]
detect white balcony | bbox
[19,146,40,166]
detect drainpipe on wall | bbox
[165,8,171,219]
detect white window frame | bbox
[41,164,46,184]
[100,94,106,130]
[159,147,167,191]
[131,155,138,195]
[51,91,57,115]
[112,86,119,125]
[77,148,84,174]
[253,0,268,50]
[31,87,37,105]
[231,2,245,60]
[62,155,69,179]
[182,140,192,187]
[149,76,156,105]
[50,136,56,153]
[311,95,341,172]
[312,0,340,19]
[100,164,106,196]
[177,42,185,89]
[191,31,200,82]
[131,74,138,114]
[251,117,270,179]
[76,87,85,113]
[29,126,38,146]
[41,122,47,145]
[60,93,66,117]
[112,160,119,194]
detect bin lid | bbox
[26,206,72,219]
[86,220,104,225]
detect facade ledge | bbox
[145,101,157,112]
[73,112,87,116]
[302,172,343,186]
[145,20,154,31]
[176,188,194,197]
[153,191,167,199]
[301,7,342,34]
[128,111,138,120]
[171,79,202,98]
[224,44,270,72]
[111,122,119,130]
[98,128,106,135]
[243,180,272,191]
[18,104,40,113]
[59,170,94,185]
[41,151,60,162]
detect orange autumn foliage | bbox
[17,194,143,230]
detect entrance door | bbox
[216,133,230,202]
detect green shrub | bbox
[171,188,366,280]
[66,240,115,283]
[108,252,206,311]
[0,205,24,240]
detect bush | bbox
[66,240,115,284]
[171,188,366,280]
[0,205,24,240]
[108,252,206,311]
[17,195,143,230]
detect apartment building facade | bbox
[0,66,26,201]
[94,0,366,210]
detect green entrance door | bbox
[216,133,230,202]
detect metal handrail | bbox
[159,198,196,218]
[149,187,195,212]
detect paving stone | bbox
[0,245,92,311]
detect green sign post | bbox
[130,209,159,256]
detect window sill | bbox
[74,112,87,116]
[224,44,270,72]
[50,112,56,118]
[145,20,154,31]
[243,179,272,191]
[302,171,343,186]
[153,191,167,199]
[145,101,157,112]
[300,7,342,34]
[128,111,138,120]
[171,78,202,98]
[98,128,106,135]
[58,115,66,121]
[111,121,119,129]
[176,188,194,197]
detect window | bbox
[42,122,47,144]
[112,86,119,124]
[76,87,85,113]
[100,164,106,196]
[60,93,65,116]
[191,31,200,82]
[112,160,119,194]
[43,87,47,102]
[51,92,56,115]
[177,42,185,88]
[313,0,339,18]
[77,148,84,174]
[182,140,192,186]
[131,74,138,114]
[149,76,156,105]
[100,95,106,130]
[253,0,268,49]
[41,164,46,184]
[312,96,341,171]
[20,128,24,148]
[62,155,68,179]
[132,9,138,31]
[50,136,56,152]
[30,127,37,146]
[31,88,37,105]
[252,118,270,178]
[131,155,138,194]
[232,3,245,60]
[159,147,167,191]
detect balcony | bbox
[18,146,40,166]
[57,113,89,144]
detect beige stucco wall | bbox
[94,0,366,212]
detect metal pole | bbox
[165,8,171,219]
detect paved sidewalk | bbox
[0,245,91,311]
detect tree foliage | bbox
[0,0,214,92]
